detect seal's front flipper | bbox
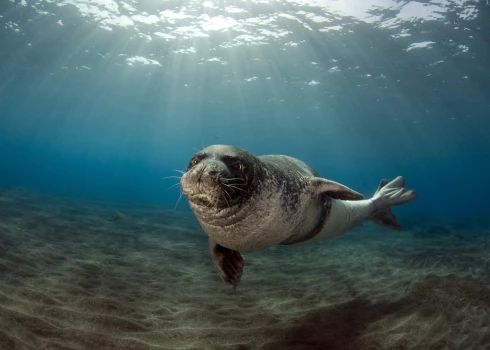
[308,177,364,200]
[370,176,417,231]
[209,239,244,289]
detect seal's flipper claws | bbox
[376,179,389,192]
[209,239,244,289]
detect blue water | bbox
[2,2,490,349]
[1,0,489,224]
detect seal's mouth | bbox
[182,177,238,208]
[187,193,217,207]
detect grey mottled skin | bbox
[180,145,417,288]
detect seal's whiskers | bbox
[223,183,245,193]
[162,175,182,180]
[166,183,181,191]
[222,188,234,206]
[223,177,244,181]
[174,191,184,210]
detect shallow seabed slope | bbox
[1,189,490,350]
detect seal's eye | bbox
[231,161,245,172]
[187,155,203,169]
[222,156,245,172]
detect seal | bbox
[180,145,417,288]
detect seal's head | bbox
[180,145,259,209]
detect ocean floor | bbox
[1,189,490,350]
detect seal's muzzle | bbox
[181,159,243,207]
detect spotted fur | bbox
[181,146,333,252]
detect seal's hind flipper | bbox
[209,239,244,289]
[371,209,401,231]
[308,177,364,200]
[372,176,417,207]
[370,176,417,231]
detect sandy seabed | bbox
[1,189,490,350]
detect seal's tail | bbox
[369,176,417,231]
